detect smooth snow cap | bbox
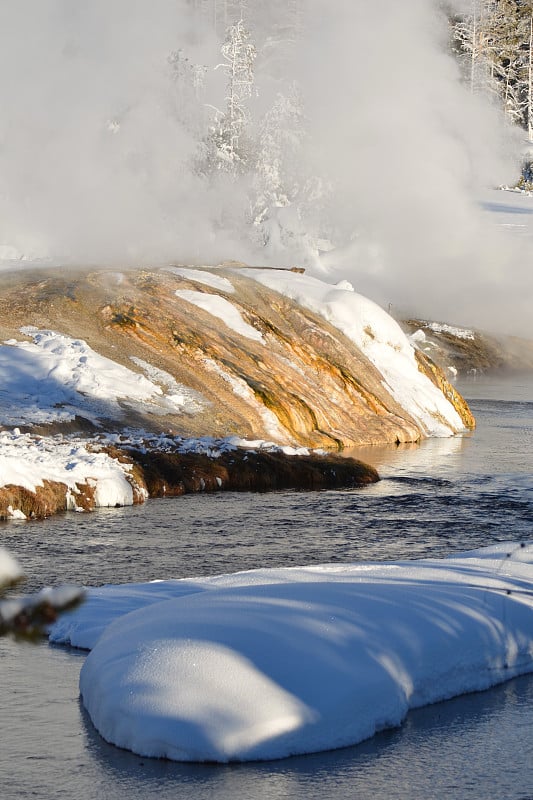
[72,543,533,763]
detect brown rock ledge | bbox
[126,448,379,497]
[0,449,379,520]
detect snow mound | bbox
[241,270,465,436]
[73,543,533,763]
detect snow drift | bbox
[50,543,533,762]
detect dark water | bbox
[1,373,533,800]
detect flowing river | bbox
[1,373,533,800]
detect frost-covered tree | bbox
[452,0,501,96]
[253,85,305,222]
[250,84,332,265]
[203,18,257,174]
[517,1,533,141]
[451,0,533,139]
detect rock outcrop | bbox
[0,265,474,518]
[404,318,533,377]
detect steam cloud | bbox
[0,1,530,336]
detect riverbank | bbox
[0,441,379,520]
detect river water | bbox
[1,373,533,799]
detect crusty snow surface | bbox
[49,542,533,763]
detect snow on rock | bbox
[202,358,287,440]
[0,328,204,426]
[426,322,475,340]
[0,430,140,508]
[168,267,235,294]
[68,543,533,762]
[175,290,264,343]
[129,358,205,413]
[241,269,465,436]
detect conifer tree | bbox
[204,18,257,174]
[451,1,533,136]
[253,85,306,224]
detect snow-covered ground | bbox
[0,428,321,517]
[424,322,475,340]
[49,542,533,763]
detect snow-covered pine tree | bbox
[451,0,533,138]
[451,0,501,97]
[204,18,257,175]
[252,84,306,225]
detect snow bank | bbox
[241,270,465,436]
[0,430,140,509]
[0,426,327,519]
[0,328,204,426]
[60,543,533,762]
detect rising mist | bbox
[0,1,530,336]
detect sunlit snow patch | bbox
[167,267,235,294]
[175,290,264,343]
[426,322,475,340]
[71,543,533,763]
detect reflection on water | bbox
[1,374,533,800]
[345,434,470,478]
[2,636,533,800]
